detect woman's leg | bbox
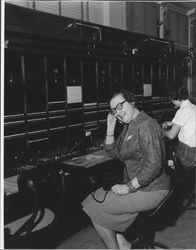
[84,190,168,248]
[92,220,119,249]
[116,233,131,249]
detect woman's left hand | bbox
[111,184,129,195]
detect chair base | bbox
[181,195,196,210]
[131,240,170,249]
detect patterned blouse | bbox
[104,111,170,192]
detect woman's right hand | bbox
[107,112,117,134]
[162,121,173,130]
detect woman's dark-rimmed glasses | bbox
[111,100,127,115]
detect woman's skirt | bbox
[82,188,169,232]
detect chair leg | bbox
[152,241,170,249]
[131,218,156,249]
[131,239,146,249]
[131,239,155,249]
[131,240,170,249]
[14,179,39,236]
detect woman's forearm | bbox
[105,112,116,145]
[163,123,181,140]
[105,134,115,145]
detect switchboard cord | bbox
[91,189,110,203]
[91,165,128,203]
[69,121,106,154]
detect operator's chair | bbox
[4,169,68,249]
[129,152,177,249]
[176,160,196,210]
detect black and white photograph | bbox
[1,0,196,249]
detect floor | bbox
[4,194,196,249]
[56,207,196,249]
[4,167,196,249]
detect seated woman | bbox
[162,86,196,169]
[82,89,170,249]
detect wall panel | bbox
[152,63,159,97]
[35,1,59,15]
[167,9,189,47]
[4,51,24,115]
[126,2,158,37]
[83,58,97,104]
[47,56,65,103]
[24,54,46,113]
[97,60,110,103]
[110,61,122,93]
[122,62,133,91]
[133,63,143,95]
[61,1,82,19]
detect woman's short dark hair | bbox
[167,86,189,101]
[110,88,137,104]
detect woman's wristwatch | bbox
[126,182,137,193]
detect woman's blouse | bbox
[172,99,196,147]
[104,111,170,192]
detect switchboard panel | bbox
[4,51,24,115]
[4,3,187,169]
